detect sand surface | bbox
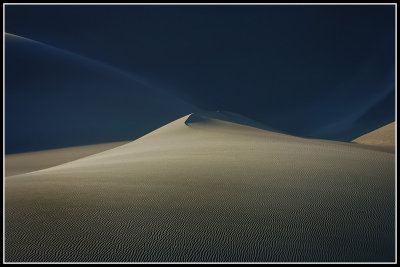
[5,141,129,177]
[353,122,396,152]
[5,114,395,262]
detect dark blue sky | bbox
[5,5,396,153]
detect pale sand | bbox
[353,122,396,152]
[5,114,395,262]
[5,141,129,177]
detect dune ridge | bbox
[5,113,395,262]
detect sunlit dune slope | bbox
[352,122,395,151]
[5,113,395,262]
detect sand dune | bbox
[5,113,395,262]
[353,122,396,151]
[5,141,129,177]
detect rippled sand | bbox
[5,114,395,262]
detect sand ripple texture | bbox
[5,114,396,262]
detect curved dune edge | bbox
[5,141,130,177]
[352,122,395,152]
[5,32,198,155]
[5,113,395,262]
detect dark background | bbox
[5,5,396,153]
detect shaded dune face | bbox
[5,114,395,262]
[5,33,196,154]
[185,111,279,132]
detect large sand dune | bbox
[5,113,395,262]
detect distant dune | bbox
[5,113,395,262]
[5,33,196,154]
[352,122,395,151]
[5,141,129,177]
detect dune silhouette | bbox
[6,113,395,262]
[4,5,396,263]
[5,33,198,154]
[5,32,395,153]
